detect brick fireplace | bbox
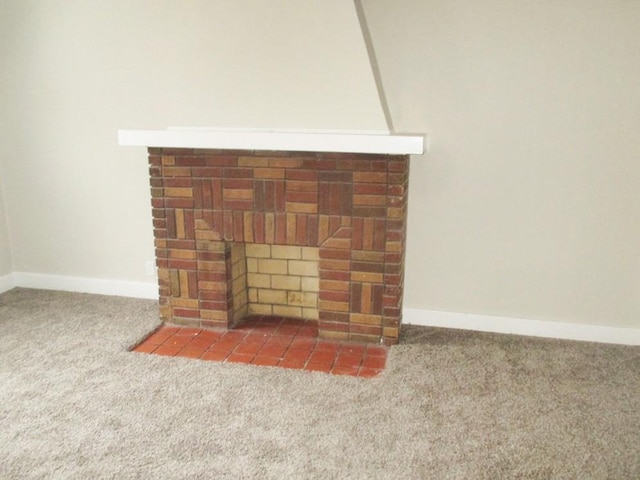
[120,129,423,345]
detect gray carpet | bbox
[0,288,638,479]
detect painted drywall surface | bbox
[1,0,387,283]
[0,5,14,276]
[362,0,640,328]
[0,179,12,276]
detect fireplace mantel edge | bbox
[118,129,424,155]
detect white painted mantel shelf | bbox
[118,128,424,155]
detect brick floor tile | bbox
[305,363,332,373]
[177,347,207,359]
[357,367,383,378]
[334,353,363,368]
[251,356,280,366]
[233,342,264,356]
[225,353,255,364]
[258,343,287,358]
[331,365,360,377]
[278,358,306,369]
[361,355,386,370]
[154,345,182,356]
[308,350,336,365]
[132,343,157,353]
[201,349,230,362]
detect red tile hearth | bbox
[132,316,387,378]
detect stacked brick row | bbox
[148,148,409,345]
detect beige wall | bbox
[0,177,12,276]
[0,6,13,276]
[0,0,385,282]
[3,0,639,330]
[361,0,640,328]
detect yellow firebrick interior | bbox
[230,243,319,321]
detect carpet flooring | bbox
[0,288,638,479]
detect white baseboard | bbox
[4,272,639,346]
[10,272,159,300]
[403,308,640,346]
[0,273,16,294]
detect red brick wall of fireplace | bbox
[148,148,409,345]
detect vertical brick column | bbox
[147,148,410,345]
[383,158,409,342]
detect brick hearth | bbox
[149,148,409,345]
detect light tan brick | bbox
[353,194,386,206]
[249,304,273,315]
[351,313,382,325]
[353,172,387,184]
[197,261,226,273]
[383,326,399,338]
[246,258,258,273]
[238,157,269,167]
[387,207,404,219]
[233,304,248,324]
[194,219,209,230]
[233,291,247,308]
[287,180,318,192]
[351,251,385,262]
[319,259,350,271]
[223,188,253,200]
[231,242,245,256]
[258,259,288,275]
[271,245,301,260]
[269,158,303,168]
[270,275,301,291]
[198,281,226,292]
[254,168,285,179]
[170,298,199,308]
[159,305,172,320]
[319,300,350,312]
[248,288,258,303]
[301,277,319,292]
[196,241,226,252]
[164,187,193,198]
[386,241,402,252]
[349,334,380,344]
[319,330,349,341]
[247,273,270,288]
[175,210,185,239]
[162,167,191,177]
[158,268,169,282]
[322,237,351,250]
[169,249,196,260]
[231,261,246,279]
[232,278,246,296]
[258,289,288,305]
[288,292,317,308]
[195,229,220,241]
[301,247,319,261]
[302,308,319,320]
[200,310,228,321]
[286,202,318,214]
[245,243,271,258]
[288,260,318,277]
[178,270,190,298]
[351,272,384,283]
[273,305,302,318]
[319,279,350,292]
